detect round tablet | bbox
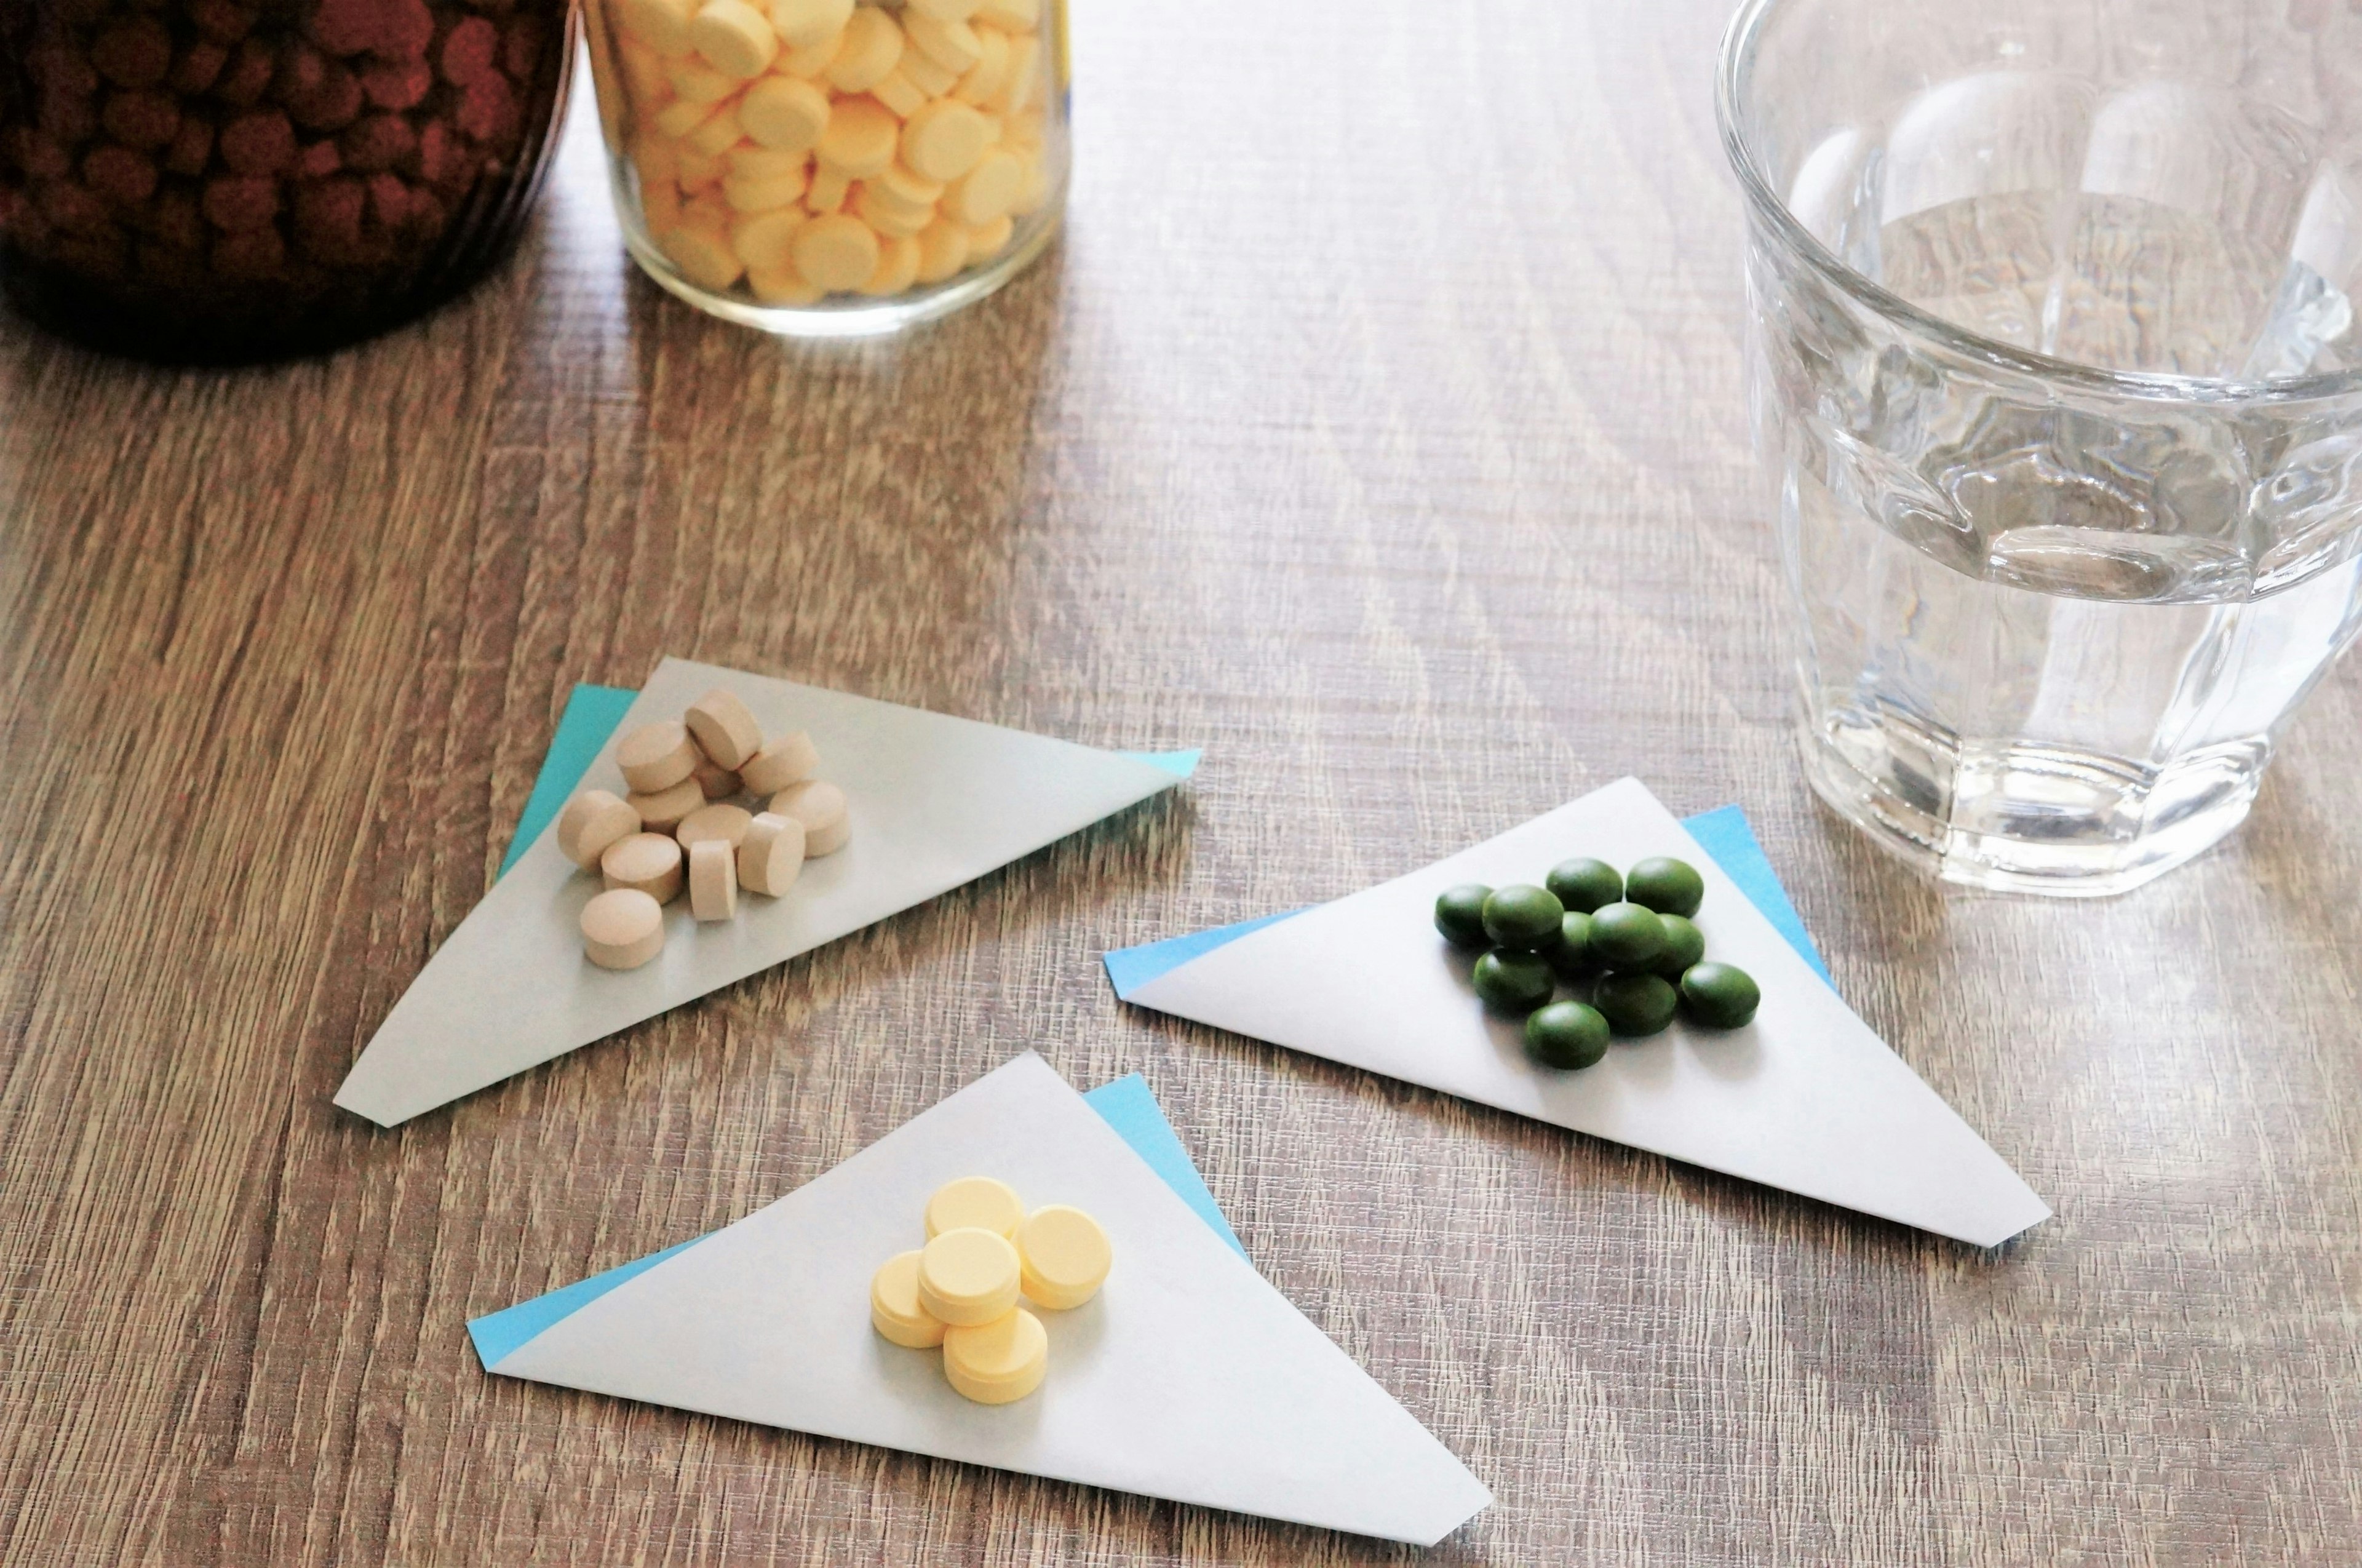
[685,688,764,770]
[737,811,808,895]
[581,888,666,970]
[1472,950,1553,1014]
[602,832,685,904]
[1648,913,1706,979]
[676,802,754,851]
[739,730,820,795]
[792,214,881,291]
[688,838,738,921]
[1433,883,1492,949]
[769,0,852,46]
[1481,884,1564,950]
[869,1250,947,1347]
[617,720,699,793]
[1594,971,1679,1037]
[899,99,990,182]
[925,1176,1024,1240]
[816,95,899,177]
[627,776,706,834]
[1587,902,1668,968]
[944,148,1021,225]
[942,1305,1046,1404]
[742,75,832,152]
[1017,1205,1110,1310]
[769,779,850,855]
[915,1227,1020,1326]
[1545,857,1623,913]
[1548,910,1604,979]
[905,0,981,19]
[691,758,742,798]
[556,789,641,870]
[690,0,777,78]
[825,4,904,93]
[1680,961,1761,1029]
[1524,1001,1610,1070]
[1626,856,1705,918]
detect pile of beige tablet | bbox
[557,686,853,970]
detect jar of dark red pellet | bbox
[0,0,575,362]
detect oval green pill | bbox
[1594,971,1679,1037]
[1434,883,1493,949]
[1525,1001,1610,1070]
[1473,950,1555,1014]
[1586,902,1667,968]
[1648,913,1705,977]
[1680,961,1760,1028]
[1481,884,1564,950]
[1544,857,1623,913]
[1625,856,1704,918]
[1548,910,1604,979]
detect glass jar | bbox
[0,0,576,363]
[579,0,1066,335]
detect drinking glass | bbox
[1717,0,2362,895]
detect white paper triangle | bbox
[335,661,1187,1126]
[1125,779,2051,1248]
[483,1053,1492,1545]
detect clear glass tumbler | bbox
[579,0,1064,335]
[1718,0,2362,896]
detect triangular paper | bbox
[480,1054,1492,1546]
[1122,779,2050,1248]
[335,661,1190,1126]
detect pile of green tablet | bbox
[1433,856,1760,1070]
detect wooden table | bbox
[4,1,2360,1561]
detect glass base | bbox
[1796,698,2265,897]
[622,205,1062,339]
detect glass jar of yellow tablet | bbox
[580,0,1066,335]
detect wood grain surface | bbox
[3,1,2360,1562]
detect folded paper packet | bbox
[1107,779,2050,1249]
[335,658,1198,1126]
[472,1054,1492,1546]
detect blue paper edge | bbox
[1677,803,1831,983]
[497,684,641,878]
[467,1073,1245,1371]
[1103,806,1832,997]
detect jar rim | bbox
[1713,0,2362,406]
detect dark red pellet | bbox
[357,55,432,109]
[150,186,204,248]
[101,90,181,150]
[82,145,158,206]
[15,132,74,182]
[308,0,380,56]
[501,15,544,81]
[211,224,285,278]
[170,43,229,97]
[286,65,364,130]
[215,39,276,106]
[340,113,415,172]
[189,0,257,44]
[455,74,515,143]
[163,117,215,176]
[378,0,436,60]
[293,174,365,255]
[297,138,341,177]
[364,169,410,228]
[38,179,111,236]
[91,19,175,90]
[440,17,498,86]
[201,172,278,230]
[218,109,294,174]
[410,117,454,183]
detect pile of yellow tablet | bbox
[869,1176,1111,1404]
